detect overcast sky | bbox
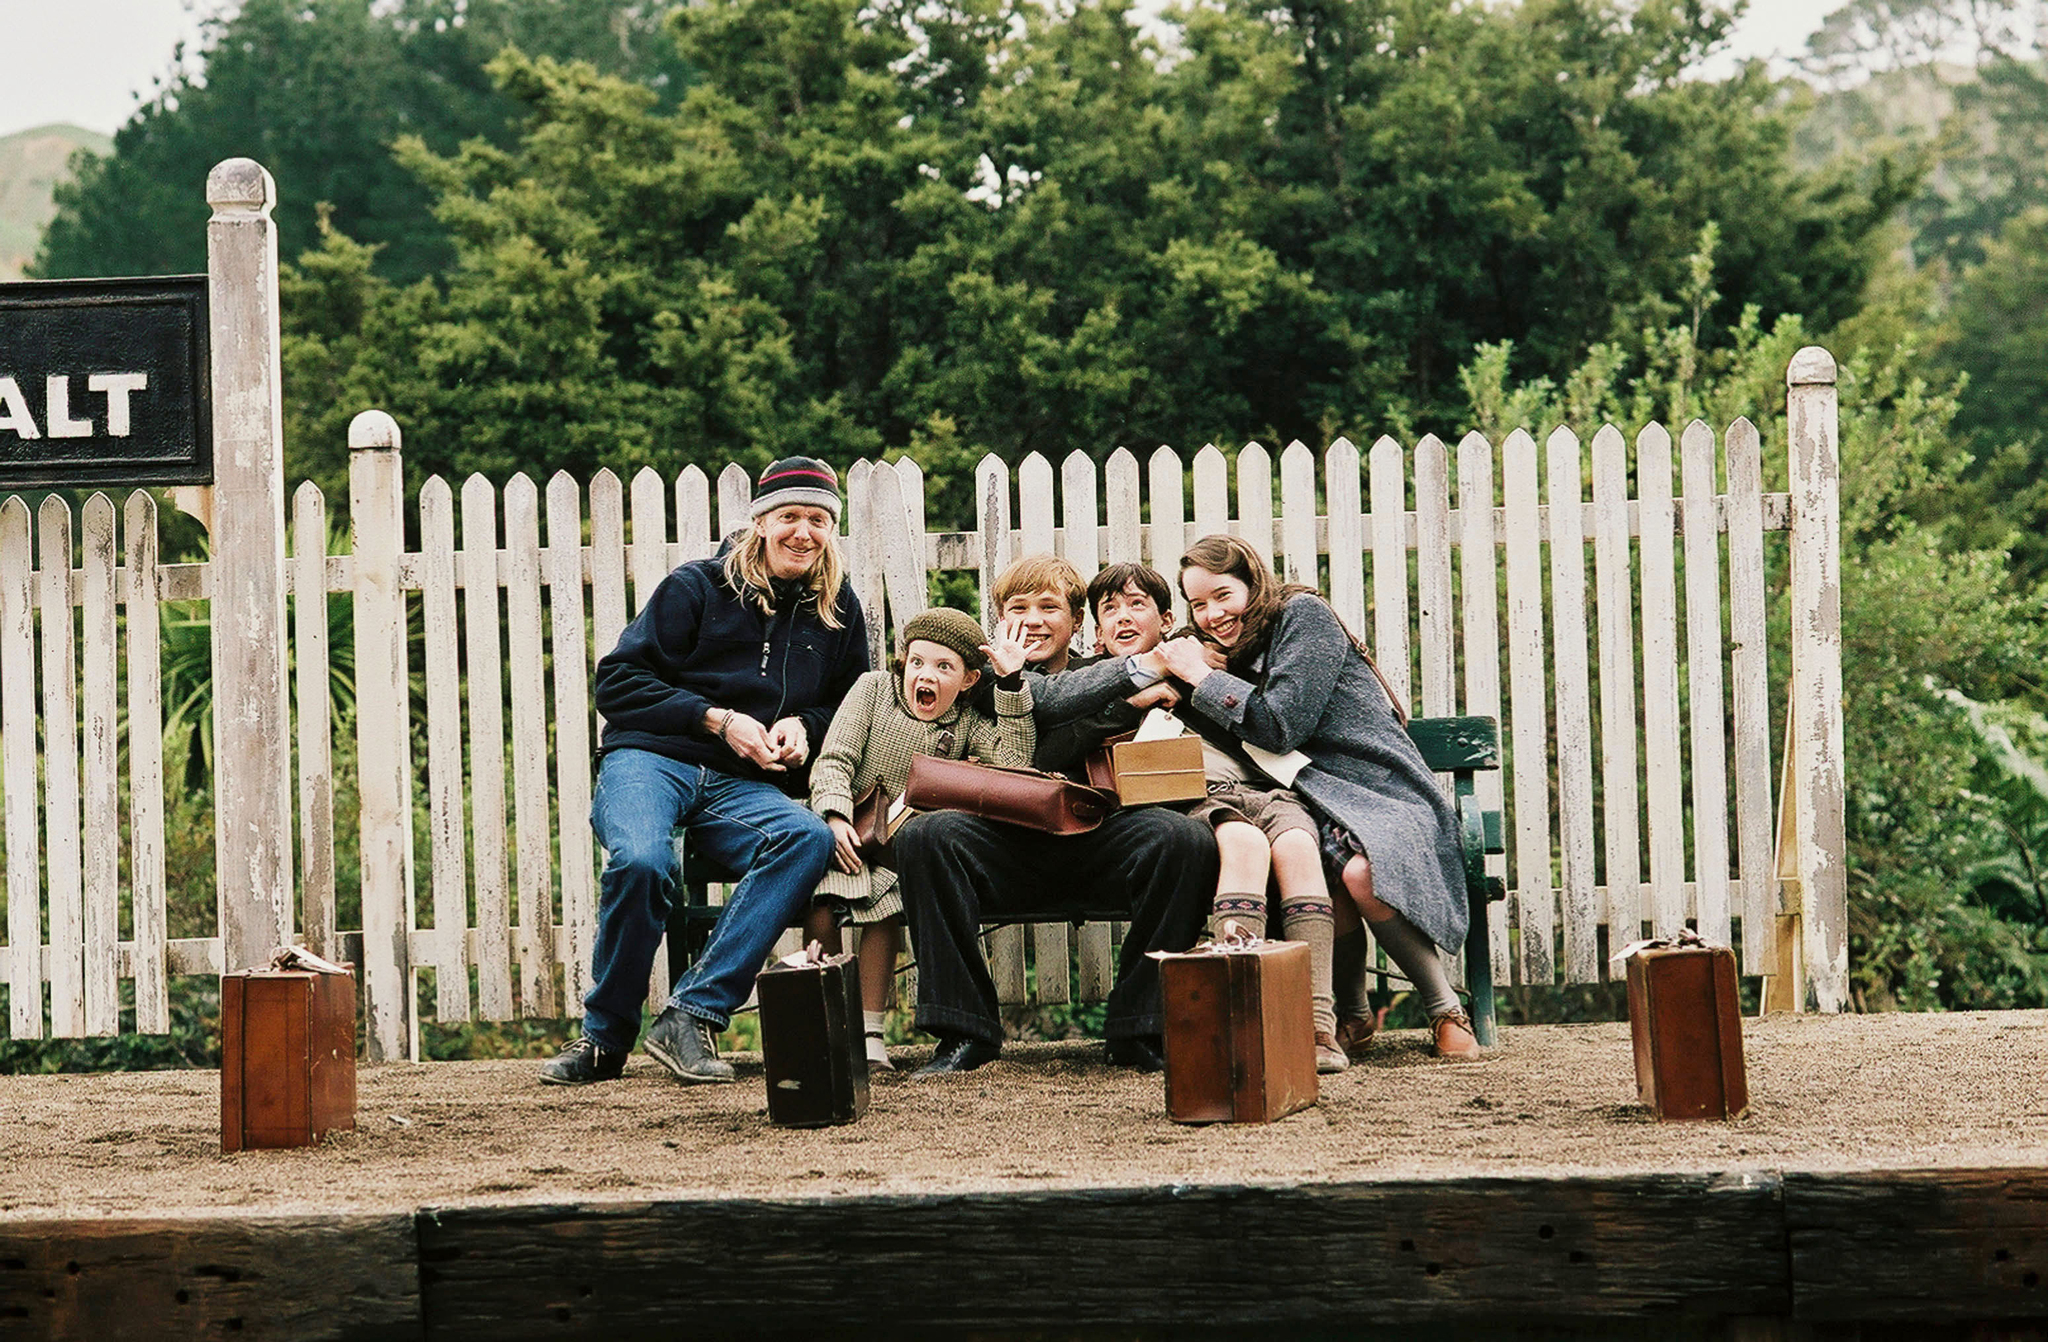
[0,0,1844,142]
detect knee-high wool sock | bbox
[1367,908,1461,1020]
[1279,892,1337,1038]
[1211,890,1268,942]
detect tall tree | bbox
[280,0,1902,514]
[33,0,691,284]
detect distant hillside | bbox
[0,124,112,280]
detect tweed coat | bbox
[1184,595,1469,952]
[807,669,1034,922]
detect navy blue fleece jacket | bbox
[593,557,870,794]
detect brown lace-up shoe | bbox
[1334,1012,1379,1061]
[1431,1009,1484,1061]
[1314,1032,1350,1074]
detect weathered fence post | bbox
[351,411,415,1060]
[1786,346,1848,1011]
[206,158,294,970]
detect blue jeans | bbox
[583,748,833,1051]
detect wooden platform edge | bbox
[416,1171,1792,1335]
[4,1167,2045,1338]
[1786,1166,2048,1322]
[0,1210,420,1340]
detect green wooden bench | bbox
[1406,714,1507,1046]
[665,712,1508,1045]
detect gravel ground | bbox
[3,1009,2045,1218]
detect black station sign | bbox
[0,276,212,488]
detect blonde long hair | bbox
[722,519,848,629]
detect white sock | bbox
[863,1010,892,1068]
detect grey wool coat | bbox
[1184,595,1469,952]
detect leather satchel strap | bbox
[1357,645,1408,726]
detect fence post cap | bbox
[206,158,275,214]
[1787,346,1837,387]
[348,410,402,452]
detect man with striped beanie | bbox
[750,456,842,519]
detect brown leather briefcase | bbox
[757,946,869,1128]
[1156,937,1318,1123]
[902,755,1117,835]
[1621,934,1750,1121]
[1083,730,1207,805]
[220,949,357,1152]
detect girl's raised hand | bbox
[1158,636,1219,685]
[983,614,1031,678]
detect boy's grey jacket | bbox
[1184,595,1469,952]
[1023,653,1145,775]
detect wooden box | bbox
[1624,943,1750,1121]
[220,962,357,1152]
[1085,733,1206,804]
[757,950,869,1128]
[1158,939,1318,1123]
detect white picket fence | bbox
[0,353,1847,1056]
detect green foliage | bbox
[1932,206,2048,584]
[261,0,1901,519]
[32,0,692,285]
[1457,238,2048,1012]
[1783,1,2048,588]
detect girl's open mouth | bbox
[914,686,938,710]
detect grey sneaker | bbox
[539,1036,626,1086]
[643,1006,735,1084]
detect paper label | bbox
[1133,709,1187,742]
[1241,741,1310,787]
[269,945,349,975]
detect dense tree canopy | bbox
[269,0,1904,508]
[33,0,691,284]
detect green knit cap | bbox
[900,607,987,668]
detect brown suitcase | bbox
[1084,731,1207,805]
[757,948,869,1128]
[1623,940,1749,1121]
[220,953,358,1152]
[1157,939,1318,1123]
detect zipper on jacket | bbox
[759,610,776,676]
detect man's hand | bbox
[1125,681,1182,711]
[982,614,1031,679]
[827,816,863,874]
[1157,637,1220,686]
[768,717,810,765]
[715,711,785,771]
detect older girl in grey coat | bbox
[1157,535,1483,1060]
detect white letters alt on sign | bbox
[0,372,149,440]
[0,373,149,440]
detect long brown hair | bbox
[1177,534,1407,722]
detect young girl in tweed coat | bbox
[805,608,1034,1068]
